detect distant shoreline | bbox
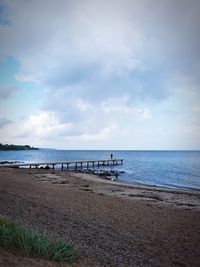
[0,144,39,151]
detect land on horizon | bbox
[0,144,39,151]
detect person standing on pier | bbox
[110,153,113,160]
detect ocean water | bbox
[0,149,200,190]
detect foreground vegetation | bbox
[0,217,76,263]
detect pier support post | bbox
[61,164,64,171]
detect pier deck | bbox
[0,159,124,170]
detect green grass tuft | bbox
[0,217,76,263]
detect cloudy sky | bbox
[0,0,200,149]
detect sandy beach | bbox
[0,167,200,266]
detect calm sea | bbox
[0,149,200,190]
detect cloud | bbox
[0,116,12,128]
[0,85,17,98]
[1,97,151,143]
[2,0,199,87]
[0,110,118,148]
[0,0,200,148]
[193,106,200,113]
[0,0,10,25]
[15,112,73,139]
[101,102,151,119]
[1,1,199,90]
[63,123,118,142]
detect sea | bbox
[0,149,200,190]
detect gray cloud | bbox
[0,116,12,128]
[0,85,17,98]
[0,0,200,148]
[1,1,200,89]
[0,0,10,25]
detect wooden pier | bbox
[1,159,124,171]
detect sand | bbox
[0,167,200,266]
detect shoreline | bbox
[0,167,200,266]
[118,177,200,192]
[1,167,200,210]
[1,163,200,192]
[76,170,200,193]
[66,171,200,210]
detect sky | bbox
[0,0,200,150]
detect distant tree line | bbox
[0,144,39,151]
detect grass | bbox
[0,217,76,263]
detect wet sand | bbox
[0,167,200,266]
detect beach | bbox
[0,167,200,266]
